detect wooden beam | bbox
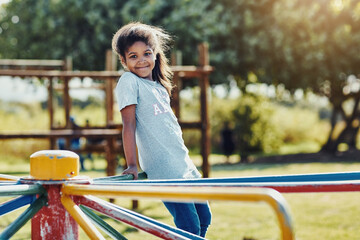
[0,59,65,67]
[0,69,123,78]
[0,129,122,139]
[0,66,212,79]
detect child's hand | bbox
[122,165,138,180]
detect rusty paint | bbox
[31,185,78,240]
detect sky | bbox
[0,77,47,102]
[0,76,104,103]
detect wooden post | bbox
[48,78,56,149]
[105,136,118,177]
[198,43,211,178]
[104,50,118,175]
[48,79,54,130]
[171,51,182,118]
[63,56,73,129]
[65,56,73,71]
[64,78,71,128]
[105,50,117,127]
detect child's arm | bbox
[120,104,138,180]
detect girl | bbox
[112,22,211,237]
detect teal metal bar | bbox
[0,195,47,239]
[95,196,205,239]
[77,196,205,240]
[0,184,45,197]
[80,205,127,240]
[93,172,147,182]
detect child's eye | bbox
[129,55,137,59]
[145,52,152,56]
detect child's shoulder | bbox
[120,71,138,81]
[116,72,141,93]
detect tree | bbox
[0,0,222,71]
[0,0,127,70]
[2,0,360,153]
[259,0,360,152]
[207,0,360,153]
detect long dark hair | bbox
[112,22,173,96]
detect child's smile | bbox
[123,41,156,81]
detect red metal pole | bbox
[29,150,81,240]
[31,185,78,240]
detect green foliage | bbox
[2,0,359,152]
[2,0,360,89]
[209,92,329,157]
[209,94,238,153]
[273,105,329,145]
[0,0,220,70]
[0,0,127,70]
[232,94,283,157]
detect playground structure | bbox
[0,43,212,177]
[0,150,294,240]
[2,151,360,239]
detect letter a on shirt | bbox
[153,104,163,115]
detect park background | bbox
[1,0,360,239]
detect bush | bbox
[210,92,330,159]
[232,94,283,159]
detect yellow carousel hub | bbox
[30,150,79,180]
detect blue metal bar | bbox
[0,195,47,239]
[0,195,35,216]
[97,171,360,185]
[89,180,360,193]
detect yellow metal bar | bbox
[60,194,105,240]
[0,174,19,181]
[62,184,294,240]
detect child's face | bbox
[122,41,156,81]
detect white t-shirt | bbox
[115,72,201,180]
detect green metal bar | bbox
[80,205,127,240]
[0,184,45,197]
[0,195,47,239]
[93,172,147,182]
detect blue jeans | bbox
[163,201,211,237]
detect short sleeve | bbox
[115,72,139,111]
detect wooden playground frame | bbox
[0,43,213,178]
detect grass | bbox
[1,154,360,239]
